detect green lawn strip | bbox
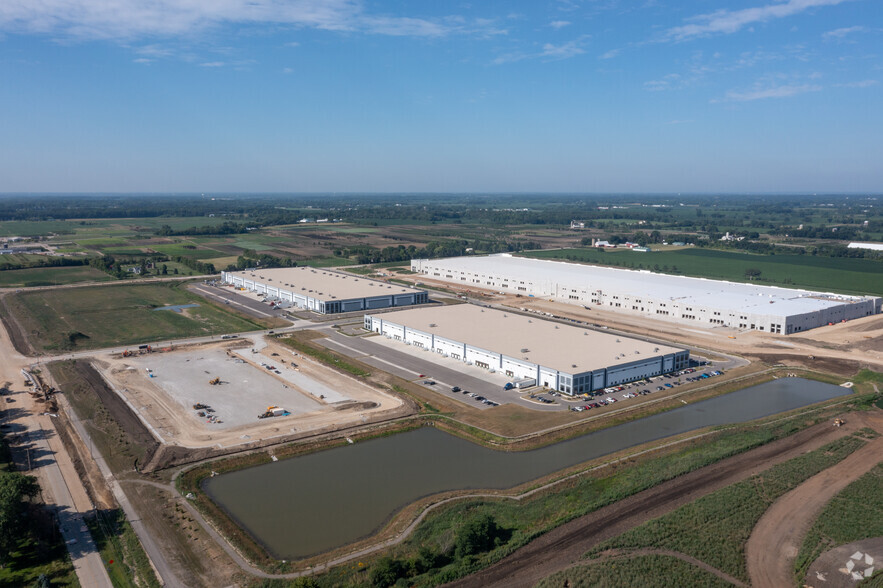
[535,554,732,588]
[794,463,883,580]
[301,256,357,267]
[149,243,229,259]
[278,335,371,378]
[84,509,162,588]
[586,435,868,583]
[0,265,113,287]
[520,248,883,296]
[4,282,266,352]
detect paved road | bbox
[59,393,181,587]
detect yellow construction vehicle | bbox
[209,377,221,385]
[833,418,845,427]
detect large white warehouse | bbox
[365,305,689,395]
[411,254,882,334]
[222,267,428,314]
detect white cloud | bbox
[550,20,571,29]
[199,61,226,67]
[282,67,293,74]
[716,83,822,102]
[835,79,878,88]
[663,119,694,125]
[823,25,865,39]
[0,0,500,41]
[667,0,850,41]
[599,48,620,60]
[540,39,586,59]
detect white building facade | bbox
[222,268,428,314]
[364,305,689,395]
[411,254,881,335]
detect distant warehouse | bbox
[365,305,689,395]
[411,254,881,335]
[221,267,428,314]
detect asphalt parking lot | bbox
[188,282,292,321]
[320,331,564,411]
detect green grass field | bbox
[148,243,228,259]
[521,248,883,296]
[536,554,731,588]
[0,265,112,287]
[85,510,161,588]
[587,435,867,583]
[795,462,883,579]
[2,281,267,352]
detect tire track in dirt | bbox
[445,414,876,588]
[745,412,883,588]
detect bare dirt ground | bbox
[445,412,880,588]
[99,336,405,449]
[745,411,883,588]
[805,537,883,587]
[408,275,883,375]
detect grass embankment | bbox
[1,281,268,353]
[0,423,79,586]
[795,462,883,580]
[194,394,870,585]
[47,360,156,475]
[586,435,869,584]
[536,554,732,588]
[521,248,883,296]
[84,509,162,588]
[0,265,112,287]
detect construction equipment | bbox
[833,418,845,427]
[209,377,221,385]
[193,403,209,410]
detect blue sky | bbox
[0,0,880,193]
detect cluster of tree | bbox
[368,513,508,587]
[0,255,90,272]
[225,250,294,271]
[0,468,40,567]
[171,255,216,274]
[770,225,861,240]
[335,239,540,265]
[155,221,253,236]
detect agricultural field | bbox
[522,247,883,296]
[586,435,867,583]
[536,554,732,588]
[795,461,883,578]
[0,265,111,287]
[0,281,268,353]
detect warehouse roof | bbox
[225,267,422,301]
[372,304,685,374]
[416,254,875,317]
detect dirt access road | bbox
[746,411,883,588]
[446,412,878,588]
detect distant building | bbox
[222,267,428,314]
[570,220,586,229]
[848,242,883,251]
[632,246,651,252]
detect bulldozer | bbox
[209,377,221,385]
[833,418,845,427]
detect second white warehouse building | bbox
[412,254,882,334]
[365,305,689,395]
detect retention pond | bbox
[203,378,849,559]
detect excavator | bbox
[209,377,221,385]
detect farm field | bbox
[536,554,731,588]
[586,435,868,583]
[522,247,883,296]
[0,281,268,353]
[0,265,111,287]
